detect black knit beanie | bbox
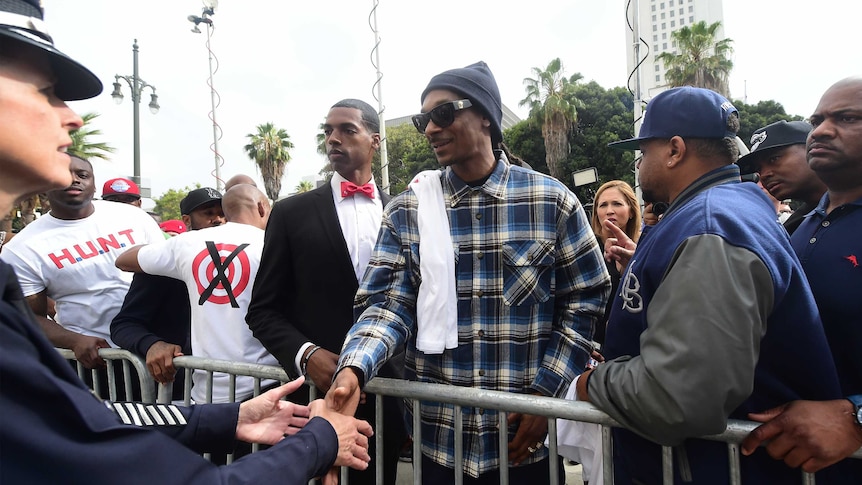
[421,61,503,145]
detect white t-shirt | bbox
[136,222,278,403]
[1,200,164,346]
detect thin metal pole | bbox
[631,1,644,208]
[132,40,141,184]
[370,0,389,194]
[206,21,222,192]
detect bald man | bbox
[222,183,270,227]
[224,174,258,192]
[117,183,278,405]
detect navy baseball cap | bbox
[609,86,739,150]
[736,120,812,175]
[0,0,102,101]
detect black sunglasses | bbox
[411,99,473,134]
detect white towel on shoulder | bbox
[408,170,458,354]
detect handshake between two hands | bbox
[236,374,373,478]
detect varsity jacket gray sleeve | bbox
[588,234,774,446]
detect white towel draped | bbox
[408,170,458,354]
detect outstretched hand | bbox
[236,376,311,445]
[320,368,368,484]
[740,399,862,473]
[325,368,362,417]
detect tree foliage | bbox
[244,122,294,201]
[506,81,636,204]
[68,112,116,161]
[657,21,734,97]
[374,123,436,195]
[520,58,584,181]
[566,83,637,203]
[295,180,314,193]
[153,184,200,222]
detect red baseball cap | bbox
[102,178,141,199]
[159,220,186,235]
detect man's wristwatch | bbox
[847,394,862,427]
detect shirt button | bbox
[478,369,485,376]
[822,221,830,227]
[477,330,485,337]
[809,237,817,244]
[478,408,485,415]
[475,213,482,220]
[476,290,484,297]
[477,252,484,259]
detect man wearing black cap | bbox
[576,86,848,483]
[737,120,826,234]
[181,187,226,230]
[742,77,862,479]
[0,1,373,482]
[327,62,610,483]
[110,188,225,400]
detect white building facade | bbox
[625,0,726,99]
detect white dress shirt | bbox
[330,172,383,282]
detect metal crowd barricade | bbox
[59,349,861,484]
[57,347,156,403]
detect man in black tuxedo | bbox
[247,98,405,485]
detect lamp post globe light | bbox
[112,39,159,188]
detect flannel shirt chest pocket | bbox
[502,240,555,306]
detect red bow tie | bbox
[341,181,375,199]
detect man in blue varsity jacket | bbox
[0,1,371,483]
[575,86,852,483]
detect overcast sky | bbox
[42,0,859,206]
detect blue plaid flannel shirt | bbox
[338,158,610,477]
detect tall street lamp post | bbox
[111,39,160,188]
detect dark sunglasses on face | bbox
[412,99,473,134]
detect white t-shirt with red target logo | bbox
[136,222,278,403]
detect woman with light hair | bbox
[590,180,641,347]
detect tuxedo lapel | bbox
[311,184,355,281]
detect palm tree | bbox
[519,58,584,181]
[295,180,314,194]
[69,112,116,161]
[243,122,294,201]
[656,21,734,98]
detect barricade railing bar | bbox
[58,348,861,484]
[57,348,156,403]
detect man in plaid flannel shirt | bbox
[326,61,610,483]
